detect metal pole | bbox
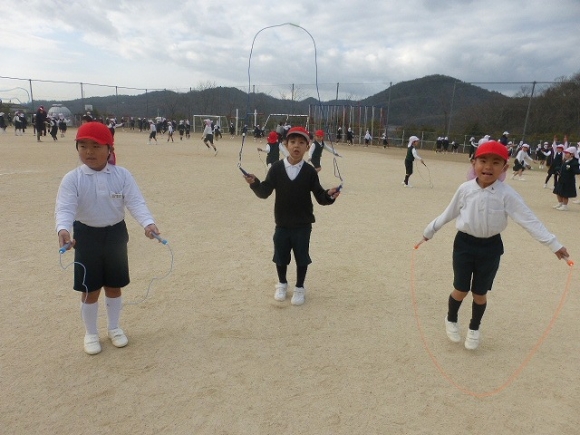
[80,82,84,115]
[446,81,457,138]
[28,79,34,111]
[521,81,536,144]
[386,81,392,137]
[335,83,340,136]
[371,106,375,142]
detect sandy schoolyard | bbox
[1,129,578,434]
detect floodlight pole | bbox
[385,81,392,136]
[521,81,536,144]
[446,80,457,138]
[29,79,35,111]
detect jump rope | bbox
[415,161,433,188]
[237,23,344,191]
[411,239,574,398]
[58,232,174,308]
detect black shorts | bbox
[72,220,130,292]
[404,159,414,175]
[272,226,312,266]
[311,157,321,169]
[204,134,214,144]
[452,231,503,295]
[513,160,525,171]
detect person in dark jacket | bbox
[242,126,341,306]
[35,106,47,142]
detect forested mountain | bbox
[23,72,580,140]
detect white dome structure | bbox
[47,104,73,126]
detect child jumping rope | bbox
[56,122,162,355]
[242,126,341,306]
[308,129,341,172]
[420,141,569,350]
[402,135,426,187]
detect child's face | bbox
[472,154,508,188]
[315,134,323,141]
[564,152,572,160]
[285,135,309,163]
[77,139,110,171]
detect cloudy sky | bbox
[1,0,579,103]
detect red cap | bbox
[267,131,278,143]
[76,122,114,146]
[286,126,310,142]
[474,140,509,161]
[315,129,324,137]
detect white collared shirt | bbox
[423,179,562,252]
[283,158,304,180]
[55,164,155,233]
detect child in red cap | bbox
[243,126,341,306]
[55,122,163,355]
[308,129,341,172]
[420,141,569,350]
[258,131,289,167]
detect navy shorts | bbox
[404,159,414,175]
[272,226,312,267]
[73,220,130,292]
[311,157,321,169]
[204,133,214,144]
[452,231,503,295]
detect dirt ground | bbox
[1,128,579,435]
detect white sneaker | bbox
[445,317,461,343]
[465,329,480,350]
[517,176,526,181]
[553,203,563,209]
[557,204,569,211]
[543,183,548,189]
[572,199,580,204]
[274,283,287,301]
[107,328,128,348]
[84,333,102,355]
[291,287,305,306]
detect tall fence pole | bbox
[521,81,536,144]
[28,79,34,111]
[446,80,457,138]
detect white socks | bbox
[81,296,123,334]
[106,296,123,330]
[81,302,99,335]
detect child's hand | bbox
[243,174,256,184]
[58,229,75,251]
[555,247,570,261]
[414,237,429,249]
[144,224,161,240]
[328,187,341,199]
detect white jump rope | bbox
[58,232,174,307]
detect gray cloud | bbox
[1,0,579,101]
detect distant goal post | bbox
[263,113,309,132]
[192,115,229,133]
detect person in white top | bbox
[420,141,569,350]
[55,122,162,355]
[202,119,217,155]
[402,135,425,187]
[511,143,535,181]
[147,120,158,144]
